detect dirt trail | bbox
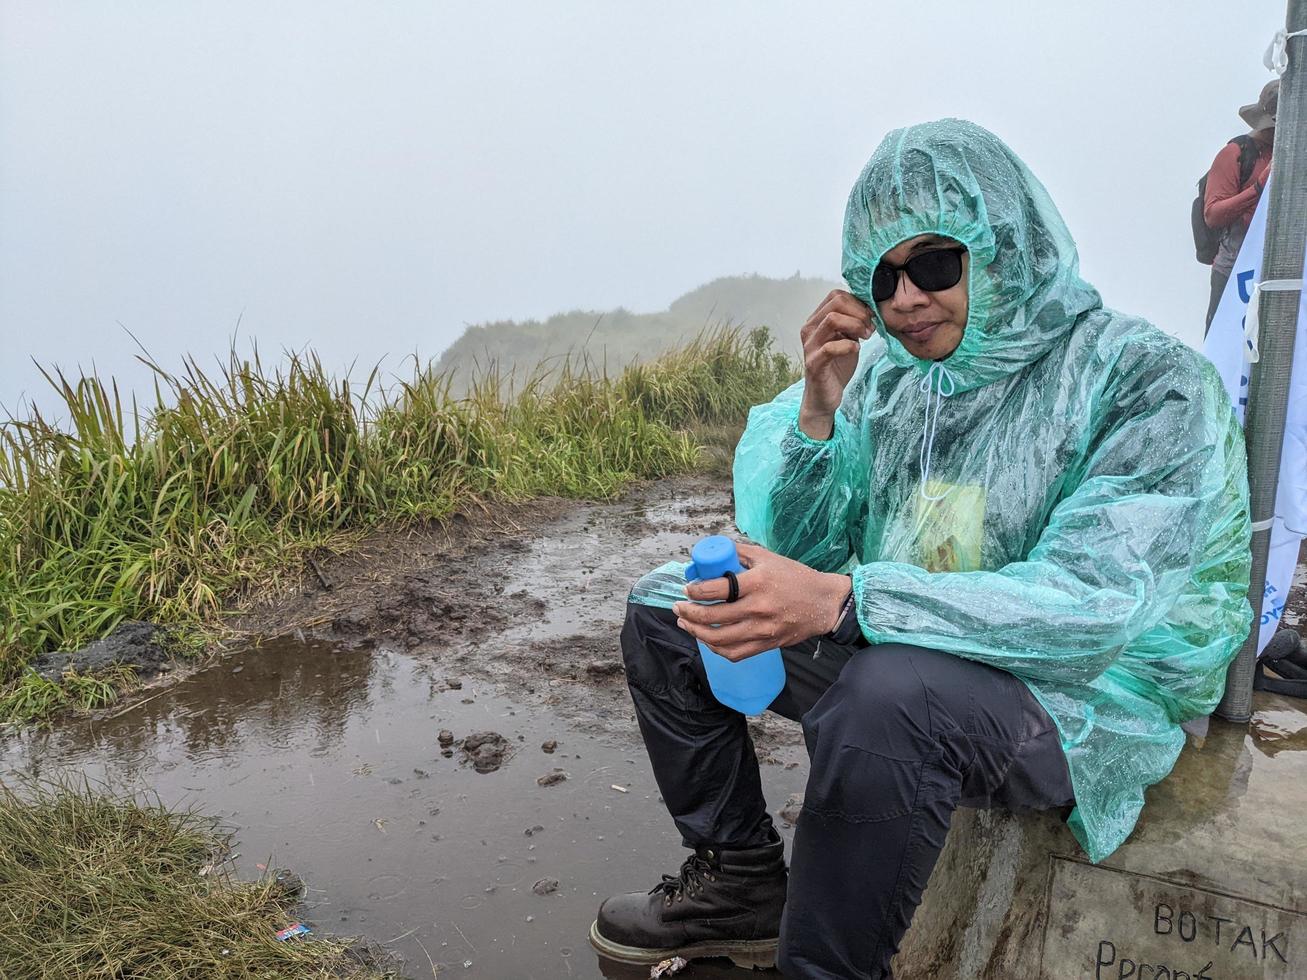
[232,474,807,759]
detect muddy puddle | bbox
[1,639,805,978]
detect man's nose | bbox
[890,274,930,312]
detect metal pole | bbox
[1216,0,1307,721]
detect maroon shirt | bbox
[1204,135,1273,275]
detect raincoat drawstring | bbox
[918,361,957,501]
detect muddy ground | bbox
[229,474,807,763]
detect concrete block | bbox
[893,692,1307,979]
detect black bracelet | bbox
[814,582,859,660]
[832,591,855,632]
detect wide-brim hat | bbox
[1239,79,1280,131]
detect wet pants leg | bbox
[619,601,1073,980]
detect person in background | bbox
[1203,79,1277,334]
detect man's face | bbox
[875,234,969,361]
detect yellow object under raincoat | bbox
[634,119,1252,862]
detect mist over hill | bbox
[434,273,840,392]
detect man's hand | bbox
[672,542,852,661]
[798,290,875,439]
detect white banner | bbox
[1203,181,1307,653]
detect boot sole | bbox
[588,919,778,970]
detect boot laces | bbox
[650,853,716,904]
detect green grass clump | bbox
[0,779,399,979]
[0,671,68,721]
[0,665,140,722]
[0,326,797,717]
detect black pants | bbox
[621,602,1074,980]
[1205,267,1229,337]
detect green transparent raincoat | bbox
[633,119,1251,862]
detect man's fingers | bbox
[716,643,774,663]
[806,339,860,376]
[804,312,872,360]
[675,617,769,658]
[801,292,872,343]
[684,563,758,600]
[813,310,872,344]
[700,636,776,663]
[673,597,750,627]
[683,577,731,603]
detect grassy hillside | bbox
[435,273,838,393]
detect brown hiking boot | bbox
[588,834,786,970]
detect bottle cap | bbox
[685,535,742,581]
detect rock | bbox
[525,825,544,837]
[541,739,558,753]
[460,731,509,773]
[437,730,454,747]
[471,744,501,770]
[777,793,803,828]
[651,956,689,978]
[446,678,463,690]
[33,621,171,682]
[531,877,560,895]
[536,769,568,787]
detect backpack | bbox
[1192,135,1261,265]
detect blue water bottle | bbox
[684,535,786,715]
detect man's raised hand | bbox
[798,290,874,439]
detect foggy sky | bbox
[0,1,1289,417]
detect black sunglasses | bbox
[871,247,966,303]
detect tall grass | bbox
[0,326,795,694]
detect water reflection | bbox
[1249,701,1307,759]
[10,638,377,783]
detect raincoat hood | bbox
[841,119,1102,393]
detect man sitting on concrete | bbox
[588,118,1253,979]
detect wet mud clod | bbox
[460,731,510,773]
[537,769,568,787]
